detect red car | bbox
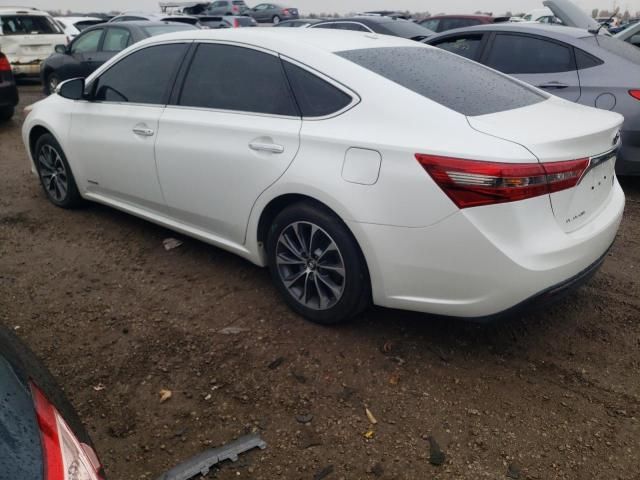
[419,15,509,33]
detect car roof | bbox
[426,14,493,20]
[87,20,189,30]
[55,16,103,23]
[0,7,51,15]
[316,16,406,25]
[132,27,418,53]
[433,22,592,39]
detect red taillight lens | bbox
[232,5,239,12]
[283,8,290,14]
[0,54,11,72]
[629,90,640,101]
[415,154,588,209]
[31,383,103,480]
[234,18,239,27]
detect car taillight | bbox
[415,154,589,209]
[31,383,103,480]
[629,90,640,101]
[234,18,239,27]
[0,54,11,72]
[283,8,290,14]
[232,5,239,12]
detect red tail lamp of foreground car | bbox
[31,383,103,480]
[0,54,12,72]
[415,154,589,208]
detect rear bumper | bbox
[349,180,625,318]
[0,81,19,108]
[617,129,640,175]
[10,62,42,77]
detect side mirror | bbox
[54,44,67,54]
[57,78,85,100]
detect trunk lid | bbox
[0,34,65,63]
[543,0,601,31]
[468,97,622,232]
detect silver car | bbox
[248,3,299,24]
[425,23,640,175]
[205,0,250,16]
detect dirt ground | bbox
[1,85,639,480]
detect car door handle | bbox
[249,142,284,154]
[537,82,569,89]
[132,127,154,137]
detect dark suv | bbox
[0,51,19,121]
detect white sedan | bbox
[22,29,625,324]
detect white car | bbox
[54,16,104,42]
[22,29,625,324]
[0,7,66,76]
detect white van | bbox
[0,7,66,77]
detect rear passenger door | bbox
[155,43,302,244]
[483,33,581,102]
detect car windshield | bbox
[377,19,434,38]
[142,24,197,35]
[337,46,546,116]
[580,34,640,64]
[75,20,102,31]
[0,15,61,35]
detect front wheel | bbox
[34,133,83,208]
[267,202,370,324]
[45,73,60,95]
[272,15,281,24]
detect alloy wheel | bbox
[38,144,68,202]
[275,221,346,310]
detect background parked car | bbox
[195,15,231,28]
[274,18,322,28]
[361,11,413,20]
[221,15,257,27]
[419,15,510,33]
[40,21,197,94]
[248,4,299,24]
[0,324,105,480]
[425,23,640,175]
[55,16,104,42]
[0,7,66,77]
[0,51,19,121]
[614,21,640,48]
[310,16,434,41]
[108,12,201,27]
[206,0,250,16]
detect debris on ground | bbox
[313,465,334,480]
[267,356,284,370]
[299,429,322,449]
[365,407,378,425]
[427,436,446,466]
[507,463,522,479]
[295,413,313,424]
[364,430,375,439]
[218,326,248,335]
[162,238,183,251]
[367,462,384,477]
[92,383,106,392]
[155,433,266,480]
[159,389,172,403]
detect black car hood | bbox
[0,356,43,480]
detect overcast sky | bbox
[1,0,636,15]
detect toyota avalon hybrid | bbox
[22,29,625,324]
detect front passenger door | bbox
[155,43,302,244]
[483,33,581,102]
[68,28,104,78]
[70,43,189,211]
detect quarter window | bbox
[102,28,131,52]
[486,34,575,74]
[283,61,352,117]
[71,29,103,54]
[93,43,188,104]
[179,44,298,116]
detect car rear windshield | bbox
[0,15,60,35]
[74,20,103,31]
[142,24,197,36]
[377,20,434,39]
[337,46,547,116]
[234,17,254,26]
[580,35,640,64]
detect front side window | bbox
[0,15,60,35]
[283,62,352,117]
[338,46,546,116]
[334,22,369,32]
[486,34,575,74]
[440,18,481,31]
[311,22,338,30]
[102,28,131,52]
[93,43,188,104]
[179,43,298,116]
[71,29,103,54]
[432,34,484,60]
[420,19,439,31]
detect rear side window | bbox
[440,18,482,31]
[0,15,60,35]
[94,43,187,104]
[580,35,640,64]
[486,34,575,74]
[431,34,484,60]
[179,44,298,116]
[338,46,546,116]
[574,48,603,70]
[283,62,352,117]
[334,22,370,32]
[102,28,130,52]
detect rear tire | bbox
[272,15,281,24]
[0,106,14,122]
[267,201,370,324]
[34,133,83,208]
